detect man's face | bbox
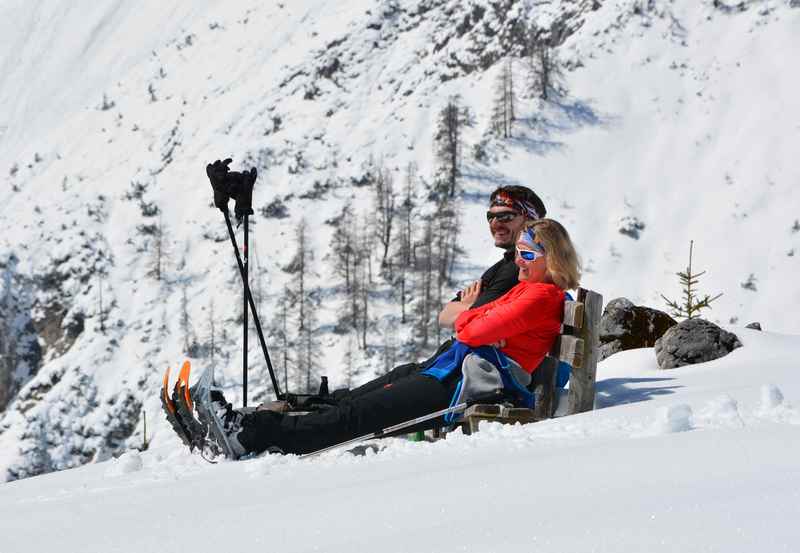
[487,205,526,249]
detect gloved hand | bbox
[206,158,233,211]
[232,167,257,221]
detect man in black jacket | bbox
[196,185,549,457]
[326,184,547,401]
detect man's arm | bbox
[470,259,518,309]
[438,280,482,329]
[438,301,469,329]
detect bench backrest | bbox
[532,287,603,418]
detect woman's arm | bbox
[455,285,557,347]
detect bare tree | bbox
[207,298,216,365]
[179,279,192,354]
[341,333,360,388]
[285,218,310,330]
[413,218,435,349]
[374,164,397,272]
[331,203,356,294]
[492,57,516,138]
[270,289,295,393]
[356,213,373,349]
[394,162,418,324]
[298,287,321,393]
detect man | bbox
[438,185,546,328]
[326,184,547,401]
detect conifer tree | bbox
[660,241,723,319]
[527,26,564,101]
[434,96,467,197]
[148,215,169,281]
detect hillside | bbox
[1,0,799,479]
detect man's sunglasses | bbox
[516,246,545,262]
[486,211,519,223]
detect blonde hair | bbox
[527,219,581,290]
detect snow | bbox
[0,0,799,544]
[2,328,800,552]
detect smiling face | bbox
[515,234,549,283]
[487,206,526,249]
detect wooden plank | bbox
[566,288,603,415]
[562,300,585,330]
[557,335,584,369]
[464,404,503,418]
[532,355,558,420]
[463,404,541,434]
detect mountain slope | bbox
[0,0,798,479]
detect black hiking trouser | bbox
[329,338,454,402]
[238,372,459,456]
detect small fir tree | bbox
[660,241,723,319]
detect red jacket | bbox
[455,281,564,373]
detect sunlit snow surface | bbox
[1,0,800,542]
[2,329,799,553]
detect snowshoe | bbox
[192,371,247,460]
[161,361,219,458]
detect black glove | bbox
[206,158,233,211]
[232,167,257,221]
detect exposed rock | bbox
[654,318,742,370]
[599,298,677,361]
[745,322,762,331]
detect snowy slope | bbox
[1,0,799,480]
[1,329,799,553]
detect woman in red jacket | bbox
[194,218,581,459]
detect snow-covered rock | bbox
[654,318,741,370]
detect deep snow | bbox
[1,328,799,553]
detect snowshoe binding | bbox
[192,373,248,460]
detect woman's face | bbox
[515,235,548,283]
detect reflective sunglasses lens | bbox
[487,211,517,223]
[519,250,536,261]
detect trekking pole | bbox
[222,210,283,401]
[243,213,249,407]
[300,403,468,459]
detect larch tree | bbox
[491,57,516,138]
[374,164,397,273]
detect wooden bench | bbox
[460,287,603,435]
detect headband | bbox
[490,192,541,220]
[518,228,545,252]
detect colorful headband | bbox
[490,193,541,220]
[518,228,545,252]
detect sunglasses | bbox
[516,246,545,262]
[486,210,519,223]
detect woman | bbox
[203,218,581,458]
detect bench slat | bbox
[563,300,584,330]
[552,335,584,368]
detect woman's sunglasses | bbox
[516,246,545,262]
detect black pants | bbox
[238,373,458,455]
[329,338,454,401]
